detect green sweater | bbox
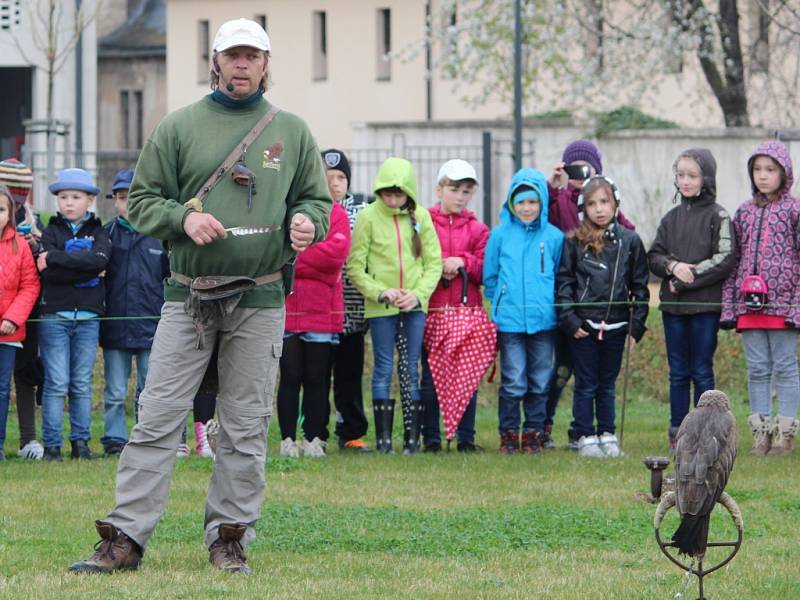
[347,158,442,318]
[128,97,331,308]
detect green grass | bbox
[0,312,797,599]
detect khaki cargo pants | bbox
[105,301,284,550]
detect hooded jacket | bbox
[483,169,564,334]
[285,201,350,333]
[428,204,489,309]
[347,158,442,318]
[721,141,800,328]
[100,217,170,350]
[648,148,736,315]
[0,226,40,343]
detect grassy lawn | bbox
[0,314,797,599]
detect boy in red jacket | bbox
[0,187,40,461]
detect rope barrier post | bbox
[618,303,634,450]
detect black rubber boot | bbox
[402,402,421,455]
[373,398,395,454]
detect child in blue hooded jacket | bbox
[484,168,564,454]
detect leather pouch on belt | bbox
[190,275,257,301]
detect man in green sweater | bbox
[69,18,331,575]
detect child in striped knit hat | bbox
[0,158,45,460]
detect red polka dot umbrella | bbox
[423,305,497,440]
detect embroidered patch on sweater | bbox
[263,143,284,171]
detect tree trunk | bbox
[695,0,750,126]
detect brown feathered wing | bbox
[672,397,738,557]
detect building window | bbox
[0,0,21,30]
[376,8,391,81]
[120,90,143,150]
[255,14,267,33]
[312,11,327,81]
[198,20,210,83]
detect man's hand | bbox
[183,212,227,246]
[36,252,48,272]
[0,320,17,335]
[573,327,589,339]
[290,213,315,252]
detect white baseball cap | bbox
[213,19,271,53]
[437,159,479,185]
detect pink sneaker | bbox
[194,422,214,458]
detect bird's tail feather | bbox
[672,513,710,557]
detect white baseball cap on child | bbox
[213,19,271,53]
[437,159,479,185]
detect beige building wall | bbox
[166,1,786,149]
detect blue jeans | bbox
[39,316,99,448]
[420,350,477,445]
[662,312,719,428]
[369,312,426,401]
[569,330,626,438]
[101,348,151,448]
[0,345,18,450]
[497,331,554,433]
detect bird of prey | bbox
[672,389,738,557]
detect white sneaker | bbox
[20,440,44,460]
[279,437,301,458]
[176,443,190,458]
[598,432,623,457]
[302,437,327,458]
[577,435,604,458]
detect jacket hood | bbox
[501,168,550,227]
[675,148,717,201]
[747,140,794,199]
[373,157,418,204]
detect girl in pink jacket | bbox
[0,187,41,460]
[277,201,350,458]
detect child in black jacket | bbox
[556,176,649,458]
[37,169,110,461]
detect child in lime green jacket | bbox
[347,157,442,454]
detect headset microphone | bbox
[214,60,235,92]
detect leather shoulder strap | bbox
[195,104,281,203]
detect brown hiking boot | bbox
[209,523,251,575]
[68,520,142,573]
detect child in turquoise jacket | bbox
[483,168,564,454]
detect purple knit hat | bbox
[562,140,602,174]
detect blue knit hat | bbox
[111,168,135,192]
[512,188,539,205]
[48,168,100,196]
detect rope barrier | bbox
[21,298,800,323]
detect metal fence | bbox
[348,134,535,227]
[23,133,535,227]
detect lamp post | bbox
[513,0,522,171]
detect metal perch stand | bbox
[653,491,743,600]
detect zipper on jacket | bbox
[540,242,545,273]
[603,239,623,323]
[579,276,591,303]
[495,285,507,315]
[584,257,608,270]
[393,215,404,289]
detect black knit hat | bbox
[321,148,351,189]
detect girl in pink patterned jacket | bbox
[720,140,800,456]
